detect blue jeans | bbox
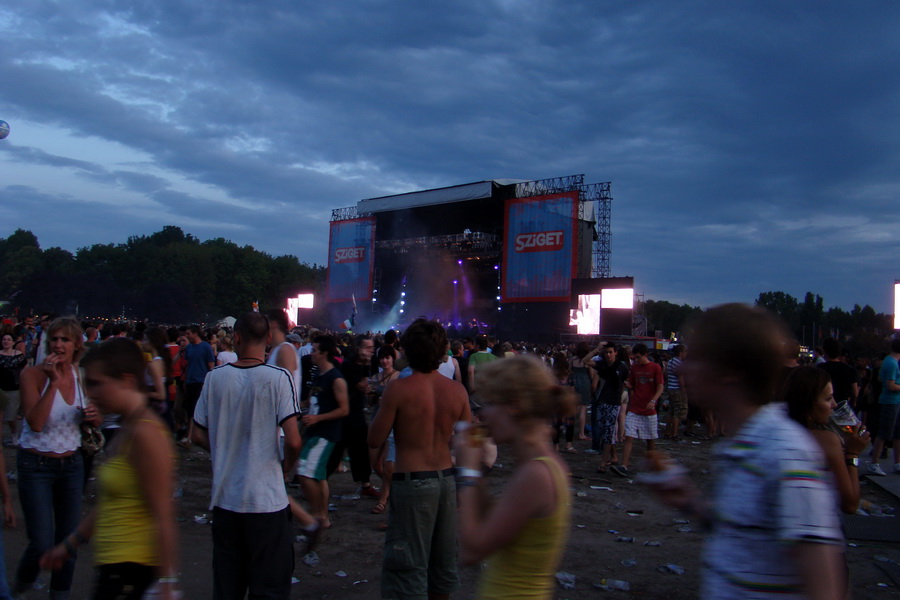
[16,450,84,594]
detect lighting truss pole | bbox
[580,182,612,279]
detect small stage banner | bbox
[502,191,578,302]
[326,216,375,302]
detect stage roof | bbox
[357,179,527,214]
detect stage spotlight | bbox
[453,280,458,285]
[400,300,405,306]
[494,265,499,270]
[400,309,404,314]
[496,295,501,300]
[401,292,406,297]
[458,260,463,265]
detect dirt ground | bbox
[3,426,900,599]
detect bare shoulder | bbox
[20,365,46,388]
[809,428,842,455]
[507,456,568,515]
[132,414,174,450]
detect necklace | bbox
[235,357,265,366]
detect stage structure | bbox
[327,175,618,341]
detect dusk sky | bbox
[2,2,899,313]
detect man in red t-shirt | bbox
[612,343,664,477]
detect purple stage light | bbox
[453,280,458,285]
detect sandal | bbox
[562,447,578,454]
[371,501,387,515]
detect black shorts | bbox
[212,506,294,599]
[184,382,204,420]
[878,403,900,441]
[93,562,155,600]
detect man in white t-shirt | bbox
[192,312,302,599]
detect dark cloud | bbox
[1,1,899,311]
[0,144,104,174]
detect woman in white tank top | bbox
[14,317,101,597]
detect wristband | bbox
[845,457,859,468]
[63,537,77,557]
[455,468,482,479]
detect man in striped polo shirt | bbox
[652,304,845,599]
[664,344,688,440]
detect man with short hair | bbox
[83,326,100,349]
[180,325,215,447]
[339,334,378,498]
[590,343,629,468]
[299,335,349,526]
[615,343,663,477]
[467,335,498,394]
[266,310,301,398]
[368,320,470,600]
[868,338,900,477]
[450,340,469,392]
[652,304,845,599]
[664,345,688,440]
[192,312,302,600]
[818,338,858,407]
[298,329,319,358]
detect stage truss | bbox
[512,175,612,279]
[374,231,499,257]
[331,174,613,278]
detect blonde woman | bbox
[42,338,179,598]
[15,317,101,597]
[454,356,573,599]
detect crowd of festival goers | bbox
[0,305,894,598]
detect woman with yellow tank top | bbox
[454,355,574,600]
[40,338,180,599]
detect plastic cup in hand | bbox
[830,401,860,433]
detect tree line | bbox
[0,227,325,324]
[1,227,893,355]
[641,292,894,358]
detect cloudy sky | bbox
[2,1,899,312]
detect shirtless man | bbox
[368,319,471,600]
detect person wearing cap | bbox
[287,333,303,352]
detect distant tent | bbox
[218,316,236,328]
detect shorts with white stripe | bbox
[299,437,336,481]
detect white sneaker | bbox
[868,463,887,476]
